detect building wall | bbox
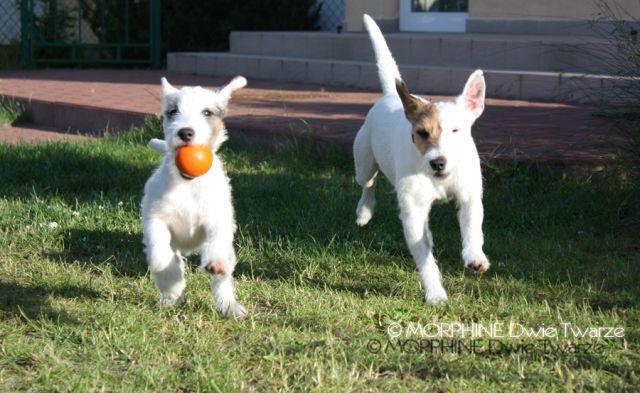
[345,0,398,31]
[344,0,640,32]
[469,0,640,21]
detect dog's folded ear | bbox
[459,70,486,119]
[395,78,421,119]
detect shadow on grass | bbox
[0,140,156,204]
[45,228,148,277]
[0,281,99,324]
[1,136,638,312]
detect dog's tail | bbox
[148,138,167,153]
[363,14,401,96]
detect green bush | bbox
[0,41,21,70]
[592,1,640,176]
[0,97,29,126]
[22,0,319,65]
[162,0,320,53]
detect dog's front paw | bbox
[464,259,490,273]
[463,249,490,273]
[158,293,185,307]
[355,206,373,226]
[425,286,448,304]
[203,259,228,275]
[217,301,247,319]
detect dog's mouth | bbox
[433,171,448,179]
[179,172,195,180]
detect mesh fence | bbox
[0,1,21,45]
[317,0,344,32]
[0,1,21,69]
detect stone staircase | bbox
[168,31,625,103]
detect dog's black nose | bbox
[177,128,194,142]
[429,157,447,172]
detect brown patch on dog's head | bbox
[202,113,223,146]
[396,79,442,155]
[211,116,223,139]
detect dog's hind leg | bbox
[353,126,378,226]
[144,220,186,306]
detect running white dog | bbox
[354,15,490,304]
[142,76,247,318]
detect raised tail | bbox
[148,138,167,153]
[363,14,401,96]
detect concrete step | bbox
[168,52,624,104]
[8,96,146,136]
[230,31,617,75]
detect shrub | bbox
[590,1,640,176]
[161,0,320,53]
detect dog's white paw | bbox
[158,293,185,307]
[463,250,490,273]
[464,258,490,273]
[425,286,448,304]
[217,301,247,319]
[355,207,373,226]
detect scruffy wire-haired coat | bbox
[142,76,247,318]
[354,15,490,303]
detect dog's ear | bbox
[395,78,420,119]
[161,77,178,95]
[459,70,485,119]
[218,76,247,107]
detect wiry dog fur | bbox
[142,76,247,318]
[354,15,490,304]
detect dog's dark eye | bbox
[416,129,429,138]
[166,108,178,117]
[202,109,213,117]
[452,128,460,133]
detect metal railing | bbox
[20,0,160,68]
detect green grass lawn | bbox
[0,122,638,392]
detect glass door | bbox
[400,0,469,32]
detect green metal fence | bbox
[20,0,161,68]
[0,1,21,69]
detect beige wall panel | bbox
[469,0,640,20]
[345,0,399,31]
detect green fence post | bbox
[150,0,161,69]
[20,0,31,67]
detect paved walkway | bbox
[0,69,624,164]
[0,124,90,144]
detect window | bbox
[411,0,468,12]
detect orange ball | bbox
[175,145,213,179]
